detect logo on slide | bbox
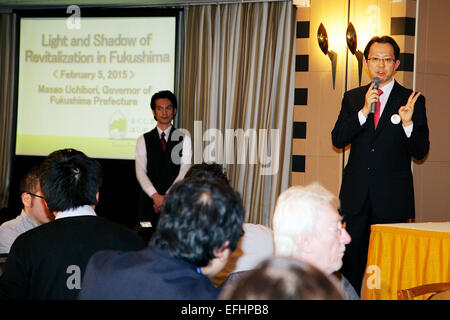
[109,111,127,140]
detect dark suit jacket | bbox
[0,216,146,300]
[79,246,220,300]
[332,81,429,220]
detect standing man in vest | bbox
[331,36,429,294]
[135,90,191,234]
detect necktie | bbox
[161,132,166,151]
[374,89,383,129]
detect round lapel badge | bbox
[391,114,401,125]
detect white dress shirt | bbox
[135,125,192,197]
[55,205,97,220]
[358,78,413,137]
[233,223,274,273]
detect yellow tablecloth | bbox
[363,222,450,300]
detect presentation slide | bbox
[15,16,176,159]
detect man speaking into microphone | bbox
[331,36,429,294]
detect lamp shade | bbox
[317,23,329,55]
[346,22,357,55]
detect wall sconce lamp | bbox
[317,23,337,89]
[346,22,364,87]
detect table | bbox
[363,222,450,300]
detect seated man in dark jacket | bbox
[0,149,145,300]
[79,177,244,300]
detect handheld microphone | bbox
[371,77,381,113]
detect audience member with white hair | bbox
[272,182,359,299]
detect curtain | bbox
[0,13,16,208]
[179,1,295,226]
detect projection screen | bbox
[15,15,176,159]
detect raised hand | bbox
[398,91,421,126]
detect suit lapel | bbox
[374,81,402,138]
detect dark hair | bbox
[151,177,244,266]
[364,35,400,60]
[184,162,229,185]
[45,148,84,162]
[220,256,344,300]
[39,149,102,212]
[150,90,177,121]
[20,165,41,194]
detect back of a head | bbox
[272,182,338,257]
[220,256,344,300]
[20,165,41,194]
[184,162,229,185]
[39,149,102,213]
[151,177,244,266]
[45,148,84,162]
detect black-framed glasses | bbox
[27,192,45,199]
[367,57,396,65]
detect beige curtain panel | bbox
[179,1,295,226]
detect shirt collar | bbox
[55,205,97,220]
[379,77,395,97]
[156,125,172,138]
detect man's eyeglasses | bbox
[367,57,396,65]
[328,221,347,234]
[27,192,45,199]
